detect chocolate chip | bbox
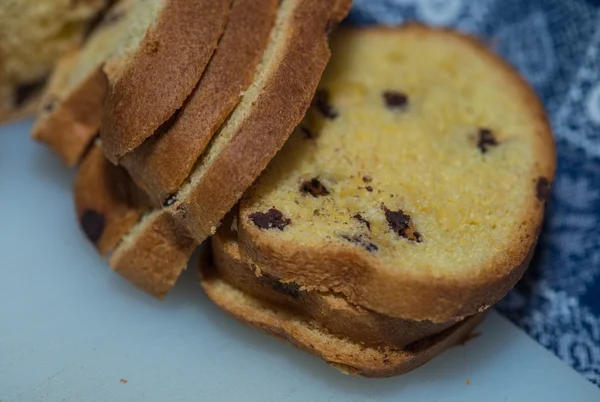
[383,91,409,109]
[383,205,423,242]
[271,281,301,299]
[80,210,104,244]
[300,126,313,139]
[163,194,177,207]
[249,209,291,231]
[313,90,338,119]
[352,214,371,231]
[365,186,373,192]
[362,176,372,183]
[536,177,551,202]
[14,78,46,107]
[300,178,330,197]
[340,234,378,252]
[477,128,498,153]
[384,207,410,234]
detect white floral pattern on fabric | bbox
[347,0,600,387]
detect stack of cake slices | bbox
[31,0,556,377]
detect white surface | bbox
[1,120,599,402]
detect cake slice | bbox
[121,0,279,204]
[100,0,233,162]
[31,0,137,166]
[236,26,556,322]
[200,260,484,378]
[106,0,351,297]
[74,141,150,255]
[33,0,231,166]
[74,141,195,296]
[212,215,456,348]
[0,0,109,123]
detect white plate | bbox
[1,120,598,402]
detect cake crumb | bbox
[466,379,470,386]
[120,379,128,384]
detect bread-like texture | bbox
[0,0,108,124]
[168,0,352,238]
[121,0,279,204]
[31,0,134,166]
[236,25,557,322]
[212,218,456,348]
[74,141,150,256]
[100,0,233,163]
[74,141,192,297]
[107,0,351,298]
[109,212,196,298]
[200,262,485,378]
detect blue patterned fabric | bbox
[347,0,600,386]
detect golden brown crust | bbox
[109,212,196,298]
[212,221,456,348]
[200,266,485,378]
[31,51,107,166]
[74,142,149,256]
[236,25,556,322]
[100,0,233,163]
[73,141,188,298]
[121,0,279,204]
[104,0,351,299]
[170,0,353,240]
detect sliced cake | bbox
[74,141,150,255]
[236,26,556,322]
[211,215,456,348]
[121,0,279,204]
[200,261,484,378]
[74,141,195,297]
[107,0,351,297]
[99,0,233,162]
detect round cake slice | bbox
[211,215,457,349]
[200,262,485,378]
[236,25,556,322]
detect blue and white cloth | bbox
[348,0,600,386]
